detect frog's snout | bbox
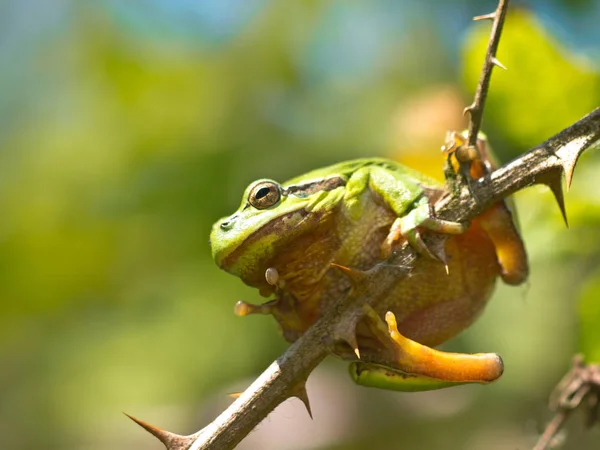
[219,213,237,231]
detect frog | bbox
[210,133,528,391]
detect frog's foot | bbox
[234,299,279,316]
[235,267,288,316]
[381,197,467,266]
[365,308,504,385]
[442,130,493,178]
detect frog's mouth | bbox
[214,208,314,276]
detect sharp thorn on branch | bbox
[561,151,583,192]
[466,0,510,149]
[330,263,367,286]
[538,172,568,227]
[490,57,507,70]
[340,329,361,360]
[124,413,195,450]
[428,239,449,269]
[473,12,496,21]
[292,383,313,419]
[463,103,475,117]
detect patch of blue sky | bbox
[299,0,408,86]
[100,0,269,46]
[0,0,71,146]
[528,0,600,67]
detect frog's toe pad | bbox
[234,299,278,316]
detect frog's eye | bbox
[248,181,281,209]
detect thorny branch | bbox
[126,0,600,448]
[465,0,510,148]
[533,356,600,450]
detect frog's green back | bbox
[283,158,441,189]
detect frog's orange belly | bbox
[362,219,500,348]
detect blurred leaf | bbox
[579,273,600,363]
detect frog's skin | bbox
[210,138,528,391]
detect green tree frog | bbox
[210,134,528,391]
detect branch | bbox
[129,107,600,449]
[465,0,510,148]
[533,355,600,450]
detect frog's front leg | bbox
[381,195,467,261]
[357,166,467,261]
[350,307,504,391]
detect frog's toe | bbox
[383,311,503,384]
[234,299,277,316]
[384,199,467,264]
[403,228,438,260]
[419,216,468,235]
[380,220,402,260]
[399,226,449,274]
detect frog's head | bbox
[210,176,345,288]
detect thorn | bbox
[427,239,449,272]
[463,103,475,116]
[330,308,362,359]
[473,12,495,21]
[228,392,242,399]
[330,263,367,285]
[543,173,569,227]
[292,383,313,419]
[562,152,583,192]
[124,413,195,449]
[342,329,361,360]
[490,57,507,70]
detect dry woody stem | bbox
[533,356,600,450]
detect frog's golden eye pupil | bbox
[249,181,281,209]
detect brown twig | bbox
[533,355,600,450]
[533,410,571,450]
[465,0,510,148]
[445,0,509,196]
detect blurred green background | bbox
[1,1,600,449]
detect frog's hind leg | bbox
[477,202,528,285]
[362,306,504,385]
[381,196,467,262]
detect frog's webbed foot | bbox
[362,307,504,386]
[234,299,278,317]
[234,267,284,317]
[381,196,467,268]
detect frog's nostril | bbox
[220,214,237,230]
